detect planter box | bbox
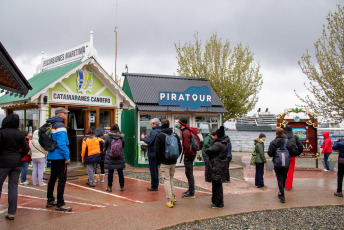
[322,160,337,171]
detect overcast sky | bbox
[0,0,342,117]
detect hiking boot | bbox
[147,187,158,191]
[55,205,72,212]
[94,174,98,183]
[210,204,224,209]
[334,192,343,197]
[165,202,174,208]
[279,196,285,203]
[224,180,231,183]
[5,213,14,220]
[99,174,105,182]
[258,185,267,188]
[120,186,125,191]
[182,193,196,199]
[46,200,57,208]
[106,186,112,192]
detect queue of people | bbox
[1,111,343,220]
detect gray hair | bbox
[150,118,160,126]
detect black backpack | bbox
[287,135,301,157]
[274,139,290,168]
[38,122,58,152]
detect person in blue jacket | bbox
[46,107,72,212]
[141,118,161,191]
[332,138,344,197]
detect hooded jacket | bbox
[0,114,30,168]
[142,126,161,158]
[205,136,229,182]
[46,116,70,161]
[30,130,47,159]
[321,131,332,154]
[154,127,182,165]
[268,136,294,163]
[202,133,214,157]
[254,138,267,163]
[81,135,104,164]
[104,131,126,170]
[180,125,196,159]
[332,139,344,158]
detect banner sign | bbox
[159,86,212,109]
[52,91,112,106]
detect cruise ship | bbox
[235,108,277,131]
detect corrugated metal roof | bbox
[122,73,223,106]
[0,61,81,104]
[137,104,227,113]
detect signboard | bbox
[159,86,212,109]
[52,91,112,106]
[276,108,318,158]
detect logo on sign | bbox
[77,69,93,93]
[159,86,212,109]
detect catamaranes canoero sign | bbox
[159,86,212,109]
[52,91,112,106]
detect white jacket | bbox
[30,130,47,159]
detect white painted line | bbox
[17,206,74,213]
[66,182,144,203]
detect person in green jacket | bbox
[202,133,214,182]
[254,133,267,188]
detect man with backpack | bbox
[141,118,161,191]
[285,125,304,190]
[154,119,182,208]
[45,107,72,212]
[268,128,293,203]
[178,117,197,198]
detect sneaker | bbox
[106,186,112,192]
[46,200,57,208]
[147,187,158,191]
[323,169,329,172]
[224,180,231,183]
[279,196,285,203]
[210,204,224,209]
[172,197,177,203]
[165,202,174,208]
[258,185,267,188]
[182,193,196,199]
[86,181,95,187]
[39,182,47,186]
[20,181,29,185]
[334,192,343,197]
[5,213,14,220]
[55,205,72,212]
[120,186,125,191]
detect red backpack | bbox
[109,138,123,159]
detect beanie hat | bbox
[178,118,188,126]
[215,126,225,138]
[285,124,292,132]
[276,128,284,137]
[259,133,266,139]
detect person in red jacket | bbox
[20,131,32,185]
[321,131,332,171]
[178,118,196,198]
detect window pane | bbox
[13,110,25,131]
[140,114,166,137]
[99,110,111,133]
[195,116,218,138]
[26,109,39,136]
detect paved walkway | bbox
[1,160,343,229]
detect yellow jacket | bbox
[81,135,105,163]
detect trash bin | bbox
[322,160,336,171]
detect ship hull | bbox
[235,125,276,131]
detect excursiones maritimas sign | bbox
[159,86,212,109]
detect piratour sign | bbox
[159,86,212,109]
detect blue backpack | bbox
[162,133,179,159]
[274,139,290,168]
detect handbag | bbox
[250,151,257,165]
[338,157,344,165]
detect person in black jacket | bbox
[104,123,126,192]
[206,126,229,209]
[154,119,182,208]
[268,128,293,203]
[0,114,30,220]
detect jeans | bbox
[324,153,331,170]
[184,155,196,195]
[203,156,211,182]
[274,166,289,198]
[255,163,265,187]
[20,161,29,183]
[47,159,67,207]
[86,163,96,186]
[108,169,124,187]
[32,158,45,185]
[226,157,232,182]
[211,180,224,207]
[148,157,159,189]
[160,164,176,202]
[95,161,105,174]
[0,167,21,214]
[337,160,344,193]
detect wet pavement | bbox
[1,158,343,229]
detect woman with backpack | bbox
[81,128,104,187]
[104,123,125,192]
[30,130,47,186]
